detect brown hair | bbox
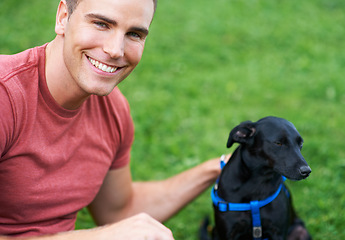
[65,0,157,16]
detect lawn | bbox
[1,0,345,239]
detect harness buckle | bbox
[253,226,262,238]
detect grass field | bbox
[1,0,345,239]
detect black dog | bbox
[201,116,312,240]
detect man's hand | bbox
[101,213,174,240]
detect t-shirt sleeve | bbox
[0,84,15,156]
[110,116,134,169]
[109,92,134,170]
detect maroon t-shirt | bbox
[0,44,134,236]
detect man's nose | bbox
[103,33,125,58]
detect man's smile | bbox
[87,56,118,73]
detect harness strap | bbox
[212,183,284,212]
[251,201,262,240]
[212,155,288,240]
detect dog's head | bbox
[227,116,311,180]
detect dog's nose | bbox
[299,166,311,178]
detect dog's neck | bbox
[217,146,283,203]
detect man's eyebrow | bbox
[86,13,117,26]
[129,27,149,36]
[86,13,149,36]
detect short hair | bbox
[65,0,78,16]
[66,0,157,17]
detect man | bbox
[0,0,222,239]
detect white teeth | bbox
[87,56,117,73]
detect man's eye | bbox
[127,32,141,39]
[94,21,108,29]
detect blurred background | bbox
[1,0,345,239]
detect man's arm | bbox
[87,157,222,225]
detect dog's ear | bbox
[227,121,256,148]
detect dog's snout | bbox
[299,166,311,178]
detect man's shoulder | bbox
[0,45,46,81]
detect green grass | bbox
[2,0,345,239]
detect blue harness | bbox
[211,156,288,240]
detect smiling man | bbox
[47,0,153,109]
[0,0,222,239]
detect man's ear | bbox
[55,0,69,36]
[226,121,256,148]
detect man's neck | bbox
[45,37,90,110]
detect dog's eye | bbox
[274,141,283,146]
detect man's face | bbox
[57,0,154,97]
